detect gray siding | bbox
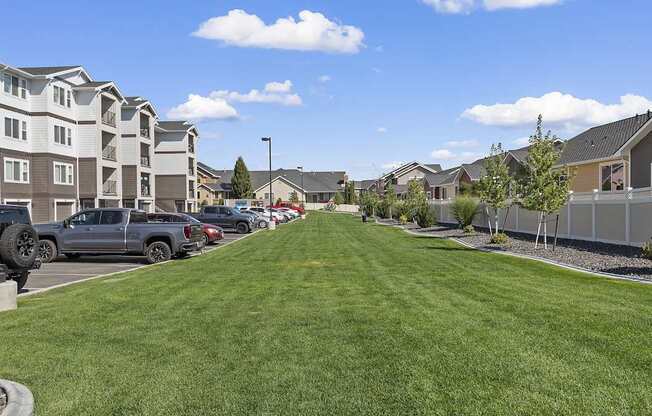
[122,165,137,198]
[155,175,186,199]
[79,158,97,197]
[630,131,652,188]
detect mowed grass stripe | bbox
[0,212,650,415]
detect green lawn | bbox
[1,212,651,415]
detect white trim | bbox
[253,175,305,194]
[3,157,29,184]
[53,199,76,221]
[598,160,626,192]
[53,162,74,186]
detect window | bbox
[20,79,26,99]
[54,125,71,145]
[53,162,74,185]
[66,90,71,108]
[3,73,25,98]
[4,158,29,184]
[129,212,148,224]
[21,121,27,140]
[100,211,125,225]
[53,85,65,106]
[4,117,24,140]
[2,74,9,94]
[601,162,625,192]
[70,211,100,226]
[204,206,218,214]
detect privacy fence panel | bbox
[429,187,652,247]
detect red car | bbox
[268,202,305,214]
[147,213,224,246]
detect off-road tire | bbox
[236,222,250,234]
[145,241,172,264]
[0,224,39,269]
[38,239,58,263]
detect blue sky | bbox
[3,0,652,179]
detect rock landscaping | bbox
[377,219,652,281]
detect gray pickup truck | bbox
[35,208,203,264]
[188,206,255,234]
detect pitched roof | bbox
[460,159,487,181]
[354,180,377,190]
[76,81,112,88]
[558,112,652,165]
[423,167,461,186]
[201,165,346,193]
[157,121,193,131]
[197,162,221,178]
[424,163,442,171]
[18,65,81,76]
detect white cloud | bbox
[512,137,531,146]
[212,81,303,106]
[377,127,388,134]
[192,9,365,54]
[382,161,405,170]
[265,80,293,93]
[318,75,332,83]
[167,94,239,121]
[422,0,561,13]
[431,148,482,166]
[445,139,480,148]
[462,92,652,131]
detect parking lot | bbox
[20,231,252,296]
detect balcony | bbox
[188,144,195,153]
[102,145,117,161]
[103,180,117,195]
[101,110,116,127]
[188,168,195,176]
[140,128,150,138]
[141,184,151,197]
[140,156,150,168]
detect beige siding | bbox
[155,175,186,199]
[567,159,629,193]
[79,158,97,197]
[122,165,137,198]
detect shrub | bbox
[463,225,475,234]
[642,240,652,259]
[450,197,479,228]
[416,205,436,228]
[489,232,508,245]
[399,214,408,225]
[393,201,408,220]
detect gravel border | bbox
[376,218,652,281]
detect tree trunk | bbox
[486,206,492,235]
[553,214,560,252]
[535,211,543,249]
[543,214,548,250]
[494,210,499,237]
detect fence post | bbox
[592,189,598,241]
[567,191,573,238]
[625,187,632,244]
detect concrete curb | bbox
[0,379,33,416]
[375,219,652,285]
[18,229,264,298]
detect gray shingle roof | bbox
[157,121,195,132]
[558,113,652,165]
[76,81,111,88]
[124,96,147,106]
[461,159,487,181]
[200,164,346,193]
[424,164,442,172]
[354,180,377,190]
[18,66,81,75]
[424,167,461,186]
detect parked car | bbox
[270,208,292,222]
[35,208,203,264]
[245,207,282,224]
[0,205,41,291]
[148,213,224,246]
[271,202,305,215]
[187,206,255,234]
[276,207,300,218]
[239,209,271,229]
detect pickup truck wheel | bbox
[0,224,39,269]
[38,240,58,263]
[13,271,29,292]
[146,241,172,264]
[236,222,249,234]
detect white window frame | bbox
[3,73,27,99]
[53,199,76,221]
[4,157,29,184]
[54,125,71,146]
[53,85,66,107]
[4,117,25,141]
[599,160,626,192]
[2,199,32,215]
[53,162,74,185]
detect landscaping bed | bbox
[378,219,652,280]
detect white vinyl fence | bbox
[430,187,652,247]
[304,203,360,213]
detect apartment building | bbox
[120,97,157,212]
[154,121,199,212]
[0,64,126,222]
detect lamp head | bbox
[261,137,271,142]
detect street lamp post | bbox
[261,137,274,229]
[297,166,304,207]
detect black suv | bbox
[0,205,40,291]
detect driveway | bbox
[21,231,252,295]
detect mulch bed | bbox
[376,218,652,280]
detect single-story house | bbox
[556,112,652,193]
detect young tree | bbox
[231,157,252,199]
[333,192,344,205]
[289,191,299,204]
[359,192,379,217]
[343,181,355,205]
[520,115,570,249]
[383,184,397,219]
[405,179,428,222]
[478,143,512,236]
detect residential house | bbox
[120,96,157,212]
[556,112,652,193]
[153,120,199,212]
[0,63,126,222]
[196,162,223,205]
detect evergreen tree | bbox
[478,143,512,236]
[520,115,570,248]
[333,192,344,205]
[289,191,299,204]
[231,157,252,199]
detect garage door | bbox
[55,202,74,220]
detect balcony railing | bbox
[103,180,117,195]
[140,156,150,167]
[102,145,117,161]
[101,110,116,127]
[188,168,195,176]
[140,128,150,138]
[141,184,151,197]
